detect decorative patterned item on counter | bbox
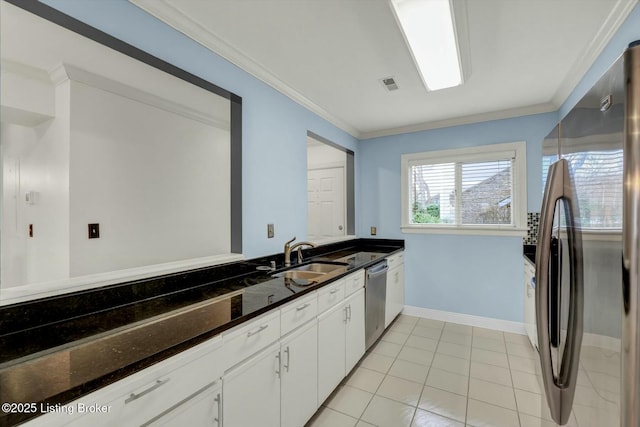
[523,212,540,245]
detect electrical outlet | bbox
[28,224,33,238]
[88,223,100,239]
[370,226,377,236]
[267,223,274,239]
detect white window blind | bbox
[401,142,526,235]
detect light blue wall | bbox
[358,2,640,323]
[359,114,557,322]
[41,0,640,323]
[41,0,359,258]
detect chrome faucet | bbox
[283,236,316,267]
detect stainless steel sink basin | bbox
[273,270,326,280]
[271,262,349,285]
[290,262,348,273]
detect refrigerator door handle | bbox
[535,158,583,425]
[622,42,640,427]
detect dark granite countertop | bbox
[524,244,536,265]
[0,238,403,426]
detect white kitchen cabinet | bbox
[385,252,405,328]
[317,300,347,405]
[280,320,318,427]
[147,380,221,427]
[22,267,371,427]
[524,259,537,349]
[223,342,281,427]
[345,288,365,373]
[28,336,225,427]
[344,270,365,297]
[317,281,365,406]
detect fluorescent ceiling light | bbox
[390,0,464,91]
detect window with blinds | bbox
[401,142,527,235]
[542,149,623,229]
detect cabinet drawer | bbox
[387,252,404,270]
[317,279,345,313]
[223,310,280,369]
[344,270,365,297]
[281,292,318,336]
[116,338,223,426]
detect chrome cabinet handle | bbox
[284,346,290,372]
[247,324,269,337]
[296,303,310,311]
[214,392,222,425]
[125,378,170,404]
[535,158,583,425]
[343,306,348,323]
[347,304,352,321]
[330,288,339,295]
[275,351,281,378]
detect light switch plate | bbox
[88,223,100,239]
[267,223,274,239]
[370,226,377,236]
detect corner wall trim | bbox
[402,305,526,335]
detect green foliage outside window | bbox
[412,203,441,224]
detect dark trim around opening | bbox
[4,0,243,254]
[306,131,355,235]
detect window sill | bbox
[401,225,527,237]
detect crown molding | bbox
[551,0,638,107]
[130,0,637,141]
[129,0,361,137]
[359,102,557,140]
[50,62,229,129]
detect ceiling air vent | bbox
[380,77,399,91]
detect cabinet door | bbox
[385,265,404,327]
[148,382,221,427]
[345,288,365,374]
[317,301,347,405]
[393,265,405,320]
[281,321,318,427]
[223,343,281,427]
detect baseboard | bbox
[402,305,527,335]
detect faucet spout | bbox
[283,237,316,267]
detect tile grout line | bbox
[407,318,443,426]
[504,331,524,427]
[356,315,421,427]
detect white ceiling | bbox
[131,0,637,139]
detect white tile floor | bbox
[305,315,563,427]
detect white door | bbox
[317,301,346,405]
[223,343,281,427]
[281,321,318,427]
[308,167,345,238]
[345,289,365,374]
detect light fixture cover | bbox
[390,0,464,91]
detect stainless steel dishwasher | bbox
[365,260,388,349]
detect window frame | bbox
[400,141,527,236]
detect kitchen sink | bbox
[290,262,348,273]
[271,261,348,285]
[272,270,326,280]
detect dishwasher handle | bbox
[367,262,388,279]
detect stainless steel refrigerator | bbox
[536,40,640,426]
